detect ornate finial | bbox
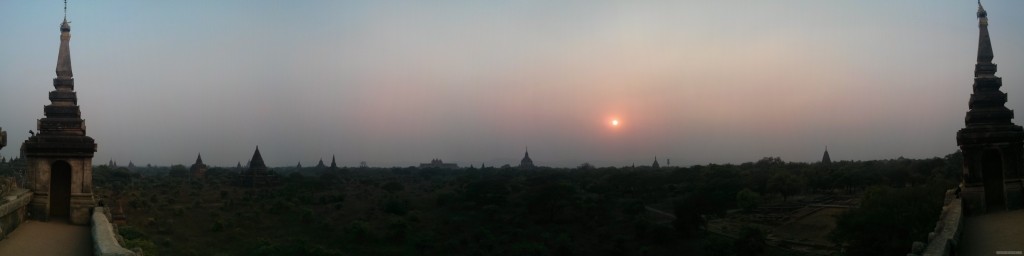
[977,0,987,19]
[60,0,71,32]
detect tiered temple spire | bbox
[249,147,267,172]
[32,14,89,138]
[822,146,831,164]
[190,153,208,179]
[519,148,534,168]
[956,1,1024,214]
[235,146,278,187]
[21,1,99,224]
[23,1,94,151]
[963,0,1011,126]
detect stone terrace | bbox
[959,210,1024,255]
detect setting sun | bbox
[611,119,620,126]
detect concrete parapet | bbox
[91,207,136,256]
[909,189,964,256]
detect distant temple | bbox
[519,149,535,168]
[315,158,326,169]
[234,147,279,187]
[189,153,207,179]
[21,14,98,225]
[330,155,339,170]
[420,159,458,169]
[651,156,660,168]
[957,2,1024,215]
[821,147,832,164]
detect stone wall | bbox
[0,189,32,240]
[909,189,964,256]
[91,207,136,256]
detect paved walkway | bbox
[960,210,1024,256]
[0,220,92,256]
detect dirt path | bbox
[0,220,92,256]
[645,206,676,219]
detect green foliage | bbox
[701,234,734,256]
[385,218,409,242]
[168,164,188,178]
[634,219,675,245]
[767,172,803,201]
[621,199,645,216]
[672,194,706,238]
[125,238,159,256]
[211,219,225,232]
[736,188,762,212]
[383,198,410,216]
[381,181,404,193]
[344,220,376,242]
[462,177,509,206]
[735,225,767,255]
[119,225,147,240]
[95,151,962,255]
[829,182,950,256]
[250,239,345,256]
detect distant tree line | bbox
[83,151,962,256]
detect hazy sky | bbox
[3,1,1024,168]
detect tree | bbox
[672,194,706,238]
[168,165,188,178]
[767,172,802,201]
[463,178,510,206]
[736,188,761,212]
[734,226,766,255]
[381,181,404,193]
[829,184,947,256]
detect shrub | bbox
[345,221,375,242]
[119,225,147,240]
[383,198,410,216]
[736,188,761,212]
[382,181,404,193]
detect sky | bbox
[3,1,1024,168]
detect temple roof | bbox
[195,153,204,165]
[249,147,266,171]
[519,148,535,168]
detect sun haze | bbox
[2,1,1024,167]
